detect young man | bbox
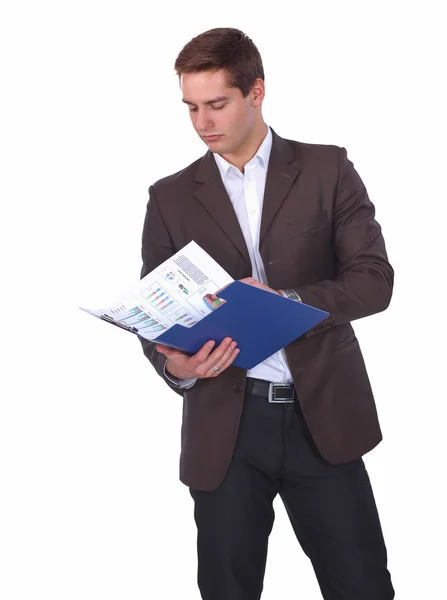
[139,27,395,600]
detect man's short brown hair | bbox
[174,28,264,98]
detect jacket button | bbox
[233,383,243,393]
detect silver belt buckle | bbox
[268,383,295,403]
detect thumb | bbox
[155,344,172,355]
[155,344,183,359]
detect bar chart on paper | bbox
[101,301,168,334]
[140,283,179,313]
[171,309,196,327]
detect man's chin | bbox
[205,143,228,154]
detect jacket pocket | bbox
[286,210,329,239]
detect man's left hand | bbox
[238,277,281,295]
[210,277,281,301]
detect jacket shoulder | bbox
[281,138,346,185]
[150,155,203,192]
[285,137,342,162]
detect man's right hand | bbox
[155,337,240,380]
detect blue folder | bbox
[151,280,329,369]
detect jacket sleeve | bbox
[138,184,198,395]
[297,147,394,336]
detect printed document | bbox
[80,241,234,341]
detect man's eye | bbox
[189,105,225,112]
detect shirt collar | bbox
[213,125,272,179]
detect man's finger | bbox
[155,344,174,355]
[190,340,217,366]
[219,346,241,373]
[156,345,189,360]
[207,346,240,377]
[155,344,166,352]
[198,338,236,375]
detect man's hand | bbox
[238,277,281,295]
[208,277,281,303]
[155,337,240,380]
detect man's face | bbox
[180,69,257,155]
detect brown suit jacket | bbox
[139,127,394,491]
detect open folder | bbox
[80,241,329,369]
[154,280,328,369]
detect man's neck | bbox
[219,122,268,174]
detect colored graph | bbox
[171,308,196,327]
[140,283,178,313]
[106,304,167,333]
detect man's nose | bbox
[195,110,214,132]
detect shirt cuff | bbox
[163,359,197,389]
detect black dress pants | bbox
[189,381,395,600]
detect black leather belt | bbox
[246,377,295,403]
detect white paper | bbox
[79,241,234,341]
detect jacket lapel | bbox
[193,127,301,267]
[260,128,301,245]
[194,150,252,269]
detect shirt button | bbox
[233,383,243,393]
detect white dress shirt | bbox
[165,125,294,388]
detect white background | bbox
[1,1,446,598]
